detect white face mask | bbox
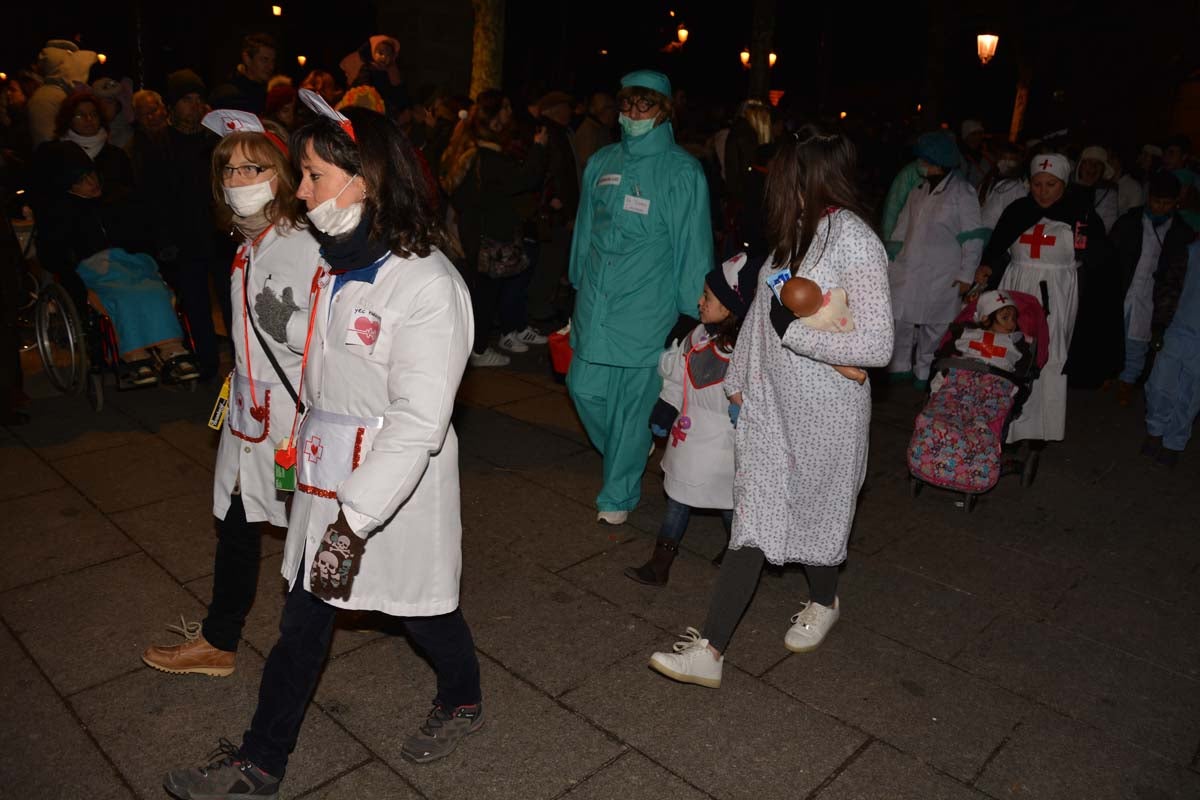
[306,175,363,236]
[223,180,275,218]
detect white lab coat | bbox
[657,325,735,509]
[982,179,1027,233]
[213,226,321,527]
[280,248,473,616]
[889,171,984,324]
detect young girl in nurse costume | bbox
[163,96,483,799]
[142,110,319,679]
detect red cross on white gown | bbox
[1018,223,1056,259]
[969,332,1009,360]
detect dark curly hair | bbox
[55,90,107,139]
[290,106,447,258]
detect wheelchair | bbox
[34,278,198,413]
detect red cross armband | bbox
[274,437,298,492]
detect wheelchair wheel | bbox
[35,283,88,394]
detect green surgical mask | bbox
[619,113,655,138]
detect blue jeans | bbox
[659,495,732,543]
[1120,306,1151,384]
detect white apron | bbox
[999,217,1079,441]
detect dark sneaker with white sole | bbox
[163,738,280,799]
[401,702,484,763]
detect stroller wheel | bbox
[909,476,923,498]
[85,372,104,412]
[1021,449,1040,488]
[963,493,977,512]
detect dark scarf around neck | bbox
[315,209,391,273]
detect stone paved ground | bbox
[3,345,1199,799]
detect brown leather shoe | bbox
[142,634,235,677]
[1116,381,1135,407]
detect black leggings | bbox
[701,547,840,653]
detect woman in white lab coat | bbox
[164,101,483,800]
[887,131,985,388]
[142,111,319,679]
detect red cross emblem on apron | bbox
[1018,223,1056,259]
[969,332,1009,360]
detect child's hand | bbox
[648,399,679,437]
[833,365,867,384]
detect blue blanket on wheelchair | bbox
[77,248,183,354]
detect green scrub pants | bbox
[567,357,662,512]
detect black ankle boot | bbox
[623,538,679,586]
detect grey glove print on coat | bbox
[254,285,300,344]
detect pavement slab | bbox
[561,650,867,800]
[975,707,1200,800]
[296,760,422,799]
[71,646,369,800]
[112,490,285,585]
[461,558,663,697]
[453,405,590,470]
[814,741,988,800]
[8,393,155,462]
[0,625,133,800]
[493,392,589,443]
[764,623,1030,782]
[560,750,710,800]
[154,418,222,471]
[53,438,212,514]
[315,638,623,800]
[0,553,206,696]
[0,439,64,500]
[456,369,554,409]
[0,485,138,593]
[953,613,1200,764]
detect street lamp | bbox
[297,55,306,67]
[768,52,778,68]
[97,53,107,65]
[740,49,750,69]
[976,34,998,65]
[272,4,282,16]
[677,25,689,44]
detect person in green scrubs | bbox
[567,69,714,525]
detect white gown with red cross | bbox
[998,218,1079,441]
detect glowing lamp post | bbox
[768,52,777,67]
[740,49,751,69]
[272,5,282,16]
[677,26,689,44]
[97,53,107,65]
[297,55,306,67]
[976,34,998,65]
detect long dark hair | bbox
[290,106,448,259]
[765,125,870,275]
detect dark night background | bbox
[4,0,1197,150]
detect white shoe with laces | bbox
[784,598,840,653]
[649,627,723,688]
[469,347,510,367]
[596,510,628,525]
[497,333,529,353]
[512,326,548,345]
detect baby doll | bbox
[777,275,866,383]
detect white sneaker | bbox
[784,598,840,653]
[512,326,548,345]
[596,510,628,525]
[497,333,529,354]
[469,347,511,367]
[649,627,723,688]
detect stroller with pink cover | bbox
[907,289,1050,511]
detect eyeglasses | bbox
[73,110,100,120]
[222,164,273,179]
[618,97,659,114]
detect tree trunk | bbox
[748,0,776,101]
[469,0,505,99]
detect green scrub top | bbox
[569,120,714,367]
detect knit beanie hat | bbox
[166,69,206,108]
[705,252,760,319]
[1076,145,1114,181]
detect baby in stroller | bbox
[908,289,1049,503]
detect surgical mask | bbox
[306,175,363,236]
[619,113,655,138]
[997,159,1019,175]
[223,181,275,218]
[1145,209,1171,226]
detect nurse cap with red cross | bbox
[1030,153,1070,184]
[201,109,289,156]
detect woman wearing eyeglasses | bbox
[141,111,321,680]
